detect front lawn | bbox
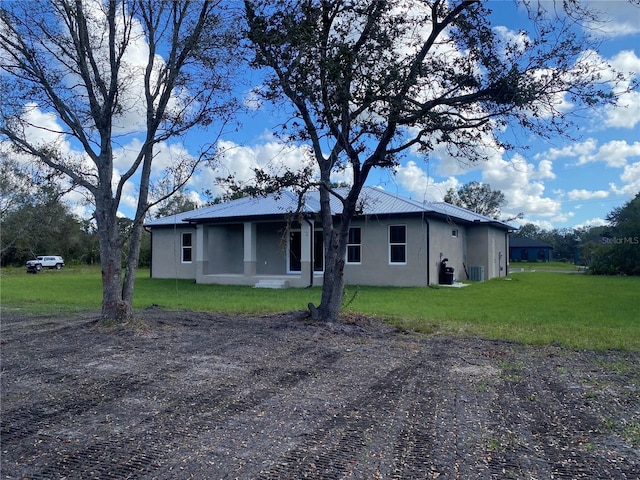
[1,266,638,350]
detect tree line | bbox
[512,193,640,276]
[0,156,151,268]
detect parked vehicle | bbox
[26,256,65,273]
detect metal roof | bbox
[145,186,514,229]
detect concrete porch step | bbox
[254,279,290,289]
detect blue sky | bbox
[4,1,639,231]
[179,1,640,232]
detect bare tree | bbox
[243,0,628,321]
[0,0,239,321]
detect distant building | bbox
[509,237,553,262]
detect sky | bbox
[181,1,640,231]
[3,1,640,232]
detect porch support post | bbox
[195,224,208,283]
[300,219,313,286]
[244,222,257,277]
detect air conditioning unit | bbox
[469,266,485,282]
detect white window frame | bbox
[181,232,193,263]
[388,225,407,265]
[346,227,362,265]
[451,229,459,238]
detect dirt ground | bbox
[1,309,639,480]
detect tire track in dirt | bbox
[2,311,638,479]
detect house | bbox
[509,236,553,262]
[144,187,514,287]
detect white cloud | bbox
[184,138,329,202]
[540,138,598,162]
[493,26,530,55]
[479,151,560,216]
[610,161,640,196]
[602,50,640,128]
[514,218,556,231]
[538,138,640,168]
[583,140,640,167]
[582,1,640,38]
[574,217,608,229]
[567,189,609,200]
[395,161,459,201]
[243,87,263,111]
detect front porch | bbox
[194,220,322,288]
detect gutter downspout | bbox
[304,217,314,288]
[144,226,152,278]
[423,217,430,285]
[505,231,510,277]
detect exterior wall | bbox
[428,218,467,284]
[150,226,197,279]
[151,217,509,286]
[466,226,509,280]
[207,224,243,274]
[343,217,432,286]
[256,222,288,275]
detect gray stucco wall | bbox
[256,222,288,275]
[207,224,244,274]
[343,217,431,287]
[427,218,467,284]
[150,226,197,279]
[150,217,508,285]
[466,226,508,279]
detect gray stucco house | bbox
[144,187,514,287]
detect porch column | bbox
[244,222,257,277]
[300,219,313,285]
[195,224,208,282]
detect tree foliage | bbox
[444,181,506,219]
[584,193,640,275]
[244,0,624,321]
[0,0,239,320]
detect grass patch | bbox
[344,273,640,350]
[508,260,584,272]
[1,266,638,350]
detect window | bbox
[181,233,193,263]
[451,229,458,238]
[346,227,361,264]
[389,225,406,264]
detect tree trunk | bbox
[121,221,143,311]
[121,144,154,311]
[95,202,131,322]
[308,184,360,322]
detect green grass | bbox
[1,265,638,350]
[344,273,640,350]
[508,260,584,272]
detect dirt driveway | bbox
[1,309,639,479]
